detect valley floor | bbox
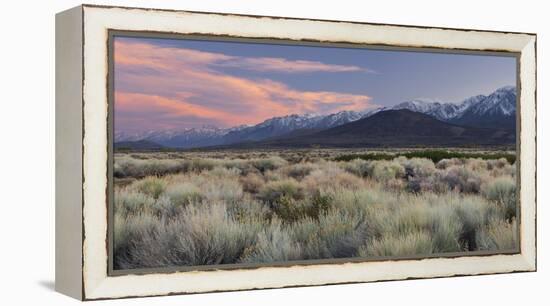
[112,149,518,270]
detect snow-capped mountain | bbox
[383,86,516,128]
[115,86,516,149]
[115,125,249,148]
[449,86,516,129]
[392,99,459,121]
[221,110,364,144]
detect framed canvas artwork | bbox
[55,4,537,300]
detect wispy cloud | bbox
[216,57,369,73]
[114,39,375,131]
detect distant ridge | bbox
[221,109,515,149]
[114,140,164,150]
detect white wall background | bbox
[0,0,546,304]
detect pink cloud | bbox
[217,57,368,73]
[114,39,376,131]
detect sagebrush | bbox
[113,150,518,269]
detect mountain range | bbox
[115,86,517,149]
[228,109,515,149]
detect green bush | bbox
[134,177,166,199]
[482,176,517,220]
[259,179,305,205]
[114,190,155,215]
[335,150,515,164]
[164,183,203,208]
[240,220,302,263]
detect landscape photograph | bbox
[112,35,518,270]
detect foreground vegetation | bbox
[113,150,518,269]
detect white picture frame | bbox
[55,4,536,300]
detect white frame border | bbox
[81,5,536,300]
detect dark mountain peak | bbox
[370,108,433,119]
[320,109,463,139]
[495,85,516,94]
[229,108,515,149]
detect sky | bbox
[114,36,516,132]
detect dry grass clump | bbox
[476,218,517,251]
[302,164,365,194]
[113,151,518,269]
[361,231,434,257]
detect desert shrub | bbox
[281,209,368,259]
[395,157,436,178]
[114,152,518,268]
[259,179,305,205]
[302,166,364,194]
[151,196,179,218]
[186,158,220,173]
[429,206,463,252]
[370,160,405,182]
[116,204,263,268]
[442,166,482,193]
[251,156,288,173]
[310,191,333,217]
[164,183,203,208]
[240,220,302,263]
[465,158,488,171]
[115,190,155,215]
[267,196,304,223]
[113,213,168,269]
[387,202,433,236]
[341,159,371,178]
[487,158,509,170]
[407,173,449,194]
[164,204,261,266]
[282,163,317,179]
[335,150,515,164]
[360,231,433,257]
[220,159,250,173]
[270,191,332,223]
[287,218,320,255]
[263,169,284,182]
[201,178,244,204]
[227,200,270,223]
[315,210,367,258]
[133,177,166,199]
[476,218,517,251]
[436,158,463,169]
[453,197,489,250]
[206,166,241,178]
[114,156,186,178]
[239,172,265,194]
[385,178,406,191]
[482,176,517,220]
